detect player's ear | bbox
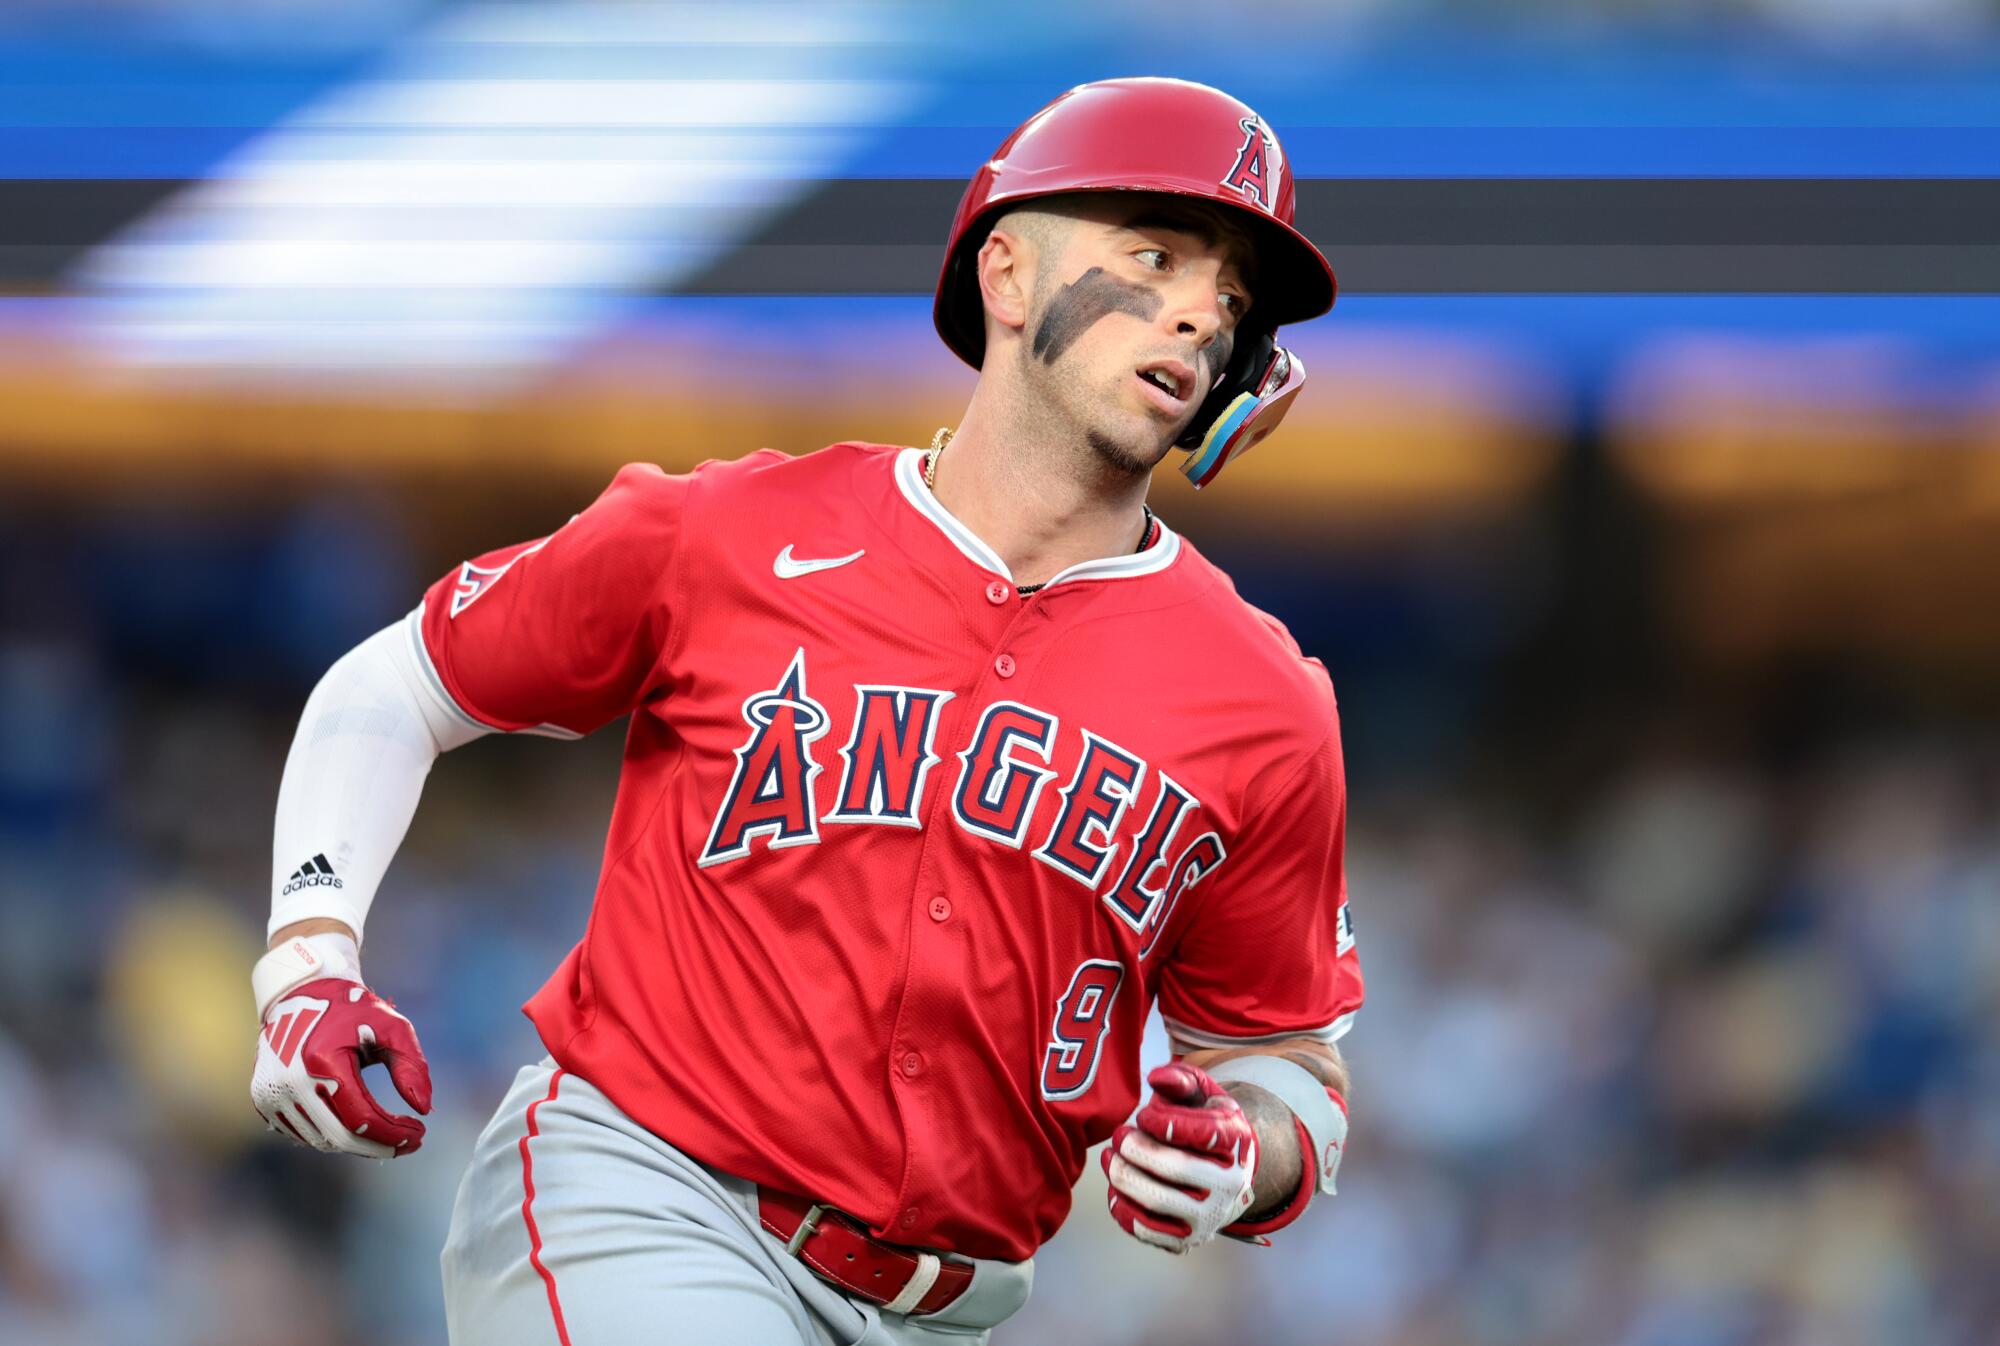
[976,228,1032,340]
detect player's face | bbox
[1018,201,1255,478]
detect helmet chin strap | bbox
[1177,337,1307,489]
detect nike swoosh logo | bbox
[774,545,865,579]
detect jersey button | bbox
[900,1207,920,1229]
[985,580,1010,605]
[928,896,951,922]
[994,653,1016,678]
[900,1051,924,1078]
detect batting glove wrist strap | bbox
[1205,1054,1348,1198]
[253,931,362,1019]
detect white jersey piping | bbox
[1161,1010,1357,1051]
[892,448,1181,589]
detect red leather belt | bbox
[757,1187,972,1318]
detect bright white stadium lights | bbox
[298,79,914,129]
[72,2,932,382]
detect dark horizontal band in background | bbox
[679,178,2000,295]
[1,178,1995,293]
[678,243,2000,295]
[727,179,2000,247]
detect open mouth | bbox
[1134,360,1196,413]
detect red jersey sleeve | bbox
[1157,720,1362,1049]
[416,463,688,738]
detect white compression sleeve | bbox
[269,610,489,941]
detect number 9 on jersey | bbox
[1040,959,1125,1100]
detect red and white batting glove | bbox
[249,934,433,1158]
[1101,1062,1257,1255]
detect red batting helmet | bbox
[932,77,1337,487]
[933,76,1335,368]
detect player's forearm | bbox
[1224,1081,1306,1215]
[1181,1037,1349,1101]
[268,916,358,950]
[268,616,488,943]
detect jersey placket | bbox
[880,574,1056,1239]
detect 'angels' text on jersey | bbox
[697,648,1218,959]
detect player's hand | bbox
[250,977,434,1157]
[1101,1062,1257,1255]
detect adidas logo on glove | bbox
[282,853,345,896]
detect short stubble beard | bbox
[1015,338,1169,484]
[1086,427,1159,479]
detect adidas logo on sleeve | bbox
[281,853,345,896]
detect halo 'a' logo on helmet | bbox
[1221,116,1277,211]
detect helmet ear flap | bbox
[1178,338,1307,490]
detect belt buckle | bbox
[784,1202,827,1258]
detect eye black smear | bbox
[1032,267,1162,366]
[1204,331,1235,393]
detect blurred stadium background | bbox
[4,1,2000,1343]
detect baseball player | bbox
[248,77,1362,1345]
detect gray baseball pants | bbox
[440,1059,1034,1346]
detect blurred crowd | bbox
[1,487,1996,1346]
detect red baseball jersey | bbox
[415,442,1362,1262]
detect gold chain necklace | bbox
[923,425,951,490]
[922,427,1155,596]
